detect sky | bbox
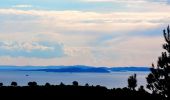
[0,0,170,67]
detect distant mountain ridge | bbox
[0,65,150,73]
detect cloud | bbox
[81,0,170,12]
[94,36,164,66]
[81,0,168,5]
[0,9,169,34]
[0,8,169,66]
[0,36,164,67]
[0,41,65,58]
[12,4,33,8]
[82,0,166,3]
[0,9,169,47]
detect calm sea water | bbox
[0,71,149,89]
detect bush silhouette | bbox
[59,82,65,86]
[85,83,89,87]
[72,81,78,86]
[138,86,145,93]
[128,74,137,90]
[28,81,37,87]
[0,81,162,99]
[11,82,17,87]
[0,83,3,87]
[45,83,51,87]
[146,26,170,99]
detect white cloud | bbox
[0,9,168,48]
[82,0,170,12]
[12,4,33,8]
[0,8,169,66]
[0,9,169,33]
[0,42,53,51]
[0,35,164,67]
[0,41,65,58]
[82,0,166,3]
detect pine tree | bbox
[128,74,137,90]
[146,26,170,99]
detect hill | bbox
[0,65,150,73]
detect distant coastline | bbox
[0,65,150,73]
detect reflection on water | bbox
[0,71,149,89]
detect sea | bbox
[0,70,149,89]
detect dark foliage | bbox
[0,83,161,100]
[85,83,89,87]
[128,74,137,90]
[0,77,163,100]
[45,83,51,87]
[146,26,170,100]
[28,81,37,87]
[11,82,17,87]
[72,81,79,86]
[0,83,3,87]
[60,82,65,86]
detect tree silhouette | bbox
[72,81,78,86]
[28,81,37,87]
[0,83,3,87]
[138,86,145,93]
[85,83,89,87]
[11,81,17,87]
[146,26,170,99]
[28,82,32,86]
[45,83,51,87]
[60,82,65,86]
[128,74,137,90]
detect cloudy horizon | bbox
[0,0,170,67]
